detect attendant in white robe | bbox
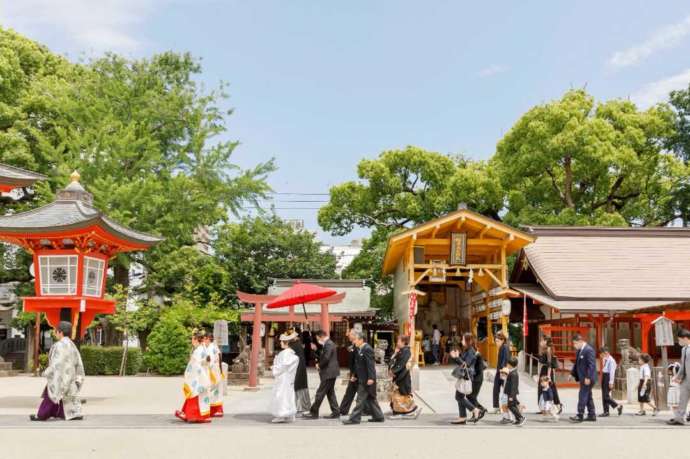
[205,333,224,417]
[270,332,300,423]
[175,332,212,423]
[31,321,85,421]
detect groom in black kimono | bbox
[343,330,384,424]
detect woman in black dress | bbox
[388,335,420,418]
[465,334,487,419]
[537,336,562,414]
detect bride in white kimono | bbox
[270,331,300,423]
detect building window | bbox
[39,255,78,295]
[83,256,105,297]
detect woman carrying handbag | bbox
[450,335,480,425]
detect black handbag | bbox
[452,365,468,380]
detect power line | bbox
[241,207,323,210]
[270,192,329,196]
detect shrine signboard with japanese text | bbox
[450,232,467,265]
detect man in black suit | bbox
[569,334,597,422]
[343,330,384,424]
[304,330,340,419]
[339,328,359,416]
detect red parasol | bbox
[267,282,337,320]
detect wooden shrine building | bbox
[382,207,534,367]
[511,226,690,361]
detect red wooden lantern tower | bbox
[0,171,162,338]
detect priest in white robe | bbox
[270,331,300,423]
[31,321,85,421]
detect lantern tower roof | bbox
[0,171,163,254]
[0,162,46,192]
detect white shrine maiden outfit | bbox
[176,344,212,423]
[208,341,224,416]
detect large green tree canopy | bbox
[0,27,274,300]
[494,89,684,226]
[318,145,503,235]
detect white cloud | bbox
[630,69,690,107]
[0,0,162,52]
[476,64,508,78]
[609,15,690,69]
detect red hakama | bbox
[175,396,211,423]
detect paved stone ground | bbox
[1,367,687,459]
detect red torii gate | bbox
[236,290,347,389]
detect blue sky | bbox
[4,1,690,244]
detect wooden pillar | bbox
[612,320,618,354]
[320,304,330,335]
[595,317,602,352]
[264,321,271,365]
[640,318,651,354]
[33,312,41,374]
[500,244,507,287]
[501,315,508,336]
[248,302,262,389]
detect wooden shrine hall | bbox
[383,207,534,367]
[511,226,690,360]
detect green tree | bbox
[0,27,274,302]
[143,316,191,375]
[318,146,503,236]
[214,215,337,294]
[665,84,690,225]
[340,228,394,317]
[494,89,682,226]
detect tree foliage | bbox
[318,146,503,236]
[215,215,337,295]
[0,27,274,309]
[494,89,682,226]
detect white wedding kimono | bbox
[43,336,85,420]
[270,347,299,418]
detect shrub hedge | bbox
[80,346,143,375]
[143,317,191,375]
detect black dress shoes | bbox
[599,412,610,417]
[302,412,319,419]
[29,415,44,422]
[325,413,340,419]
[584,416,597,422]
[569,415,584,423]
[342,419,360,425]
[368,418,385,423]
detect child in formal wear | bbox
[505,357,525,426]
[636,353,658,416]
[498,367,513,424]
[538,376,559,421]
[667,362,681,411]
